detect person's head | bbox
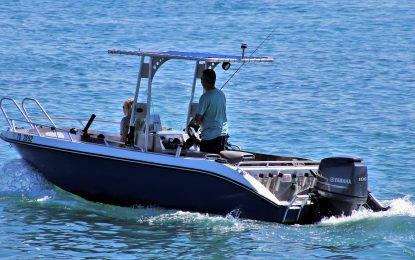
[123,98,134,116]
[201,69,216,90]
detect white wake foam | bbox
[0,159,55,200]
[320,196,415,225]
[133,209,249,232]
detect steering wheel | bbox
[185,121,201,148]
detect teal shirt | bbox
[197,88,228,140]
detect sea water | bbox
[0,0,414,259]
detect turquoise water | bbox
[1,0,414,258]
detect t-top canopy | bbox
[108,49,273,63]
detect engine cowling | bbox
[315,156,368,217]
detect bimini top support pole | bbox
[126,55,145,146]
[144,57,153,152]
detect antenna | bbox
[220,27,276,90]
[241,43,247,58]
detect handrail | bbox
[238,160,321,167]
[29,116,120,128]
[29,116,87,127]
[22,98,57,129]
[1,98,145,150]
[4,118,74,142]
[50,117,119,125]
[0,97,33,131]
[3,114,144,150]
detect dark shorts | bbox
[200,135,227,154]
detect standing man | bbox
[193,69,228,153]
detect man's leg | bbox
[200,136,227,154]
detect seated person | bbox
[120,98,134,143]
[120,98,146,145]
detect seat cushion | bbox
[219,151,255,164]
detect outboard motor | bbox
[314,156,368,218]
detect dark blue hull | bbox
[10,139,316,224]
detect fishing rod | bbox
[220,27,276,90]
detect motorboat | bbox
[0,48,388,224]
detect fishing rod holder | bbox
[222,62,231,70]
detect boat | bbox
[0,48,388,224]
